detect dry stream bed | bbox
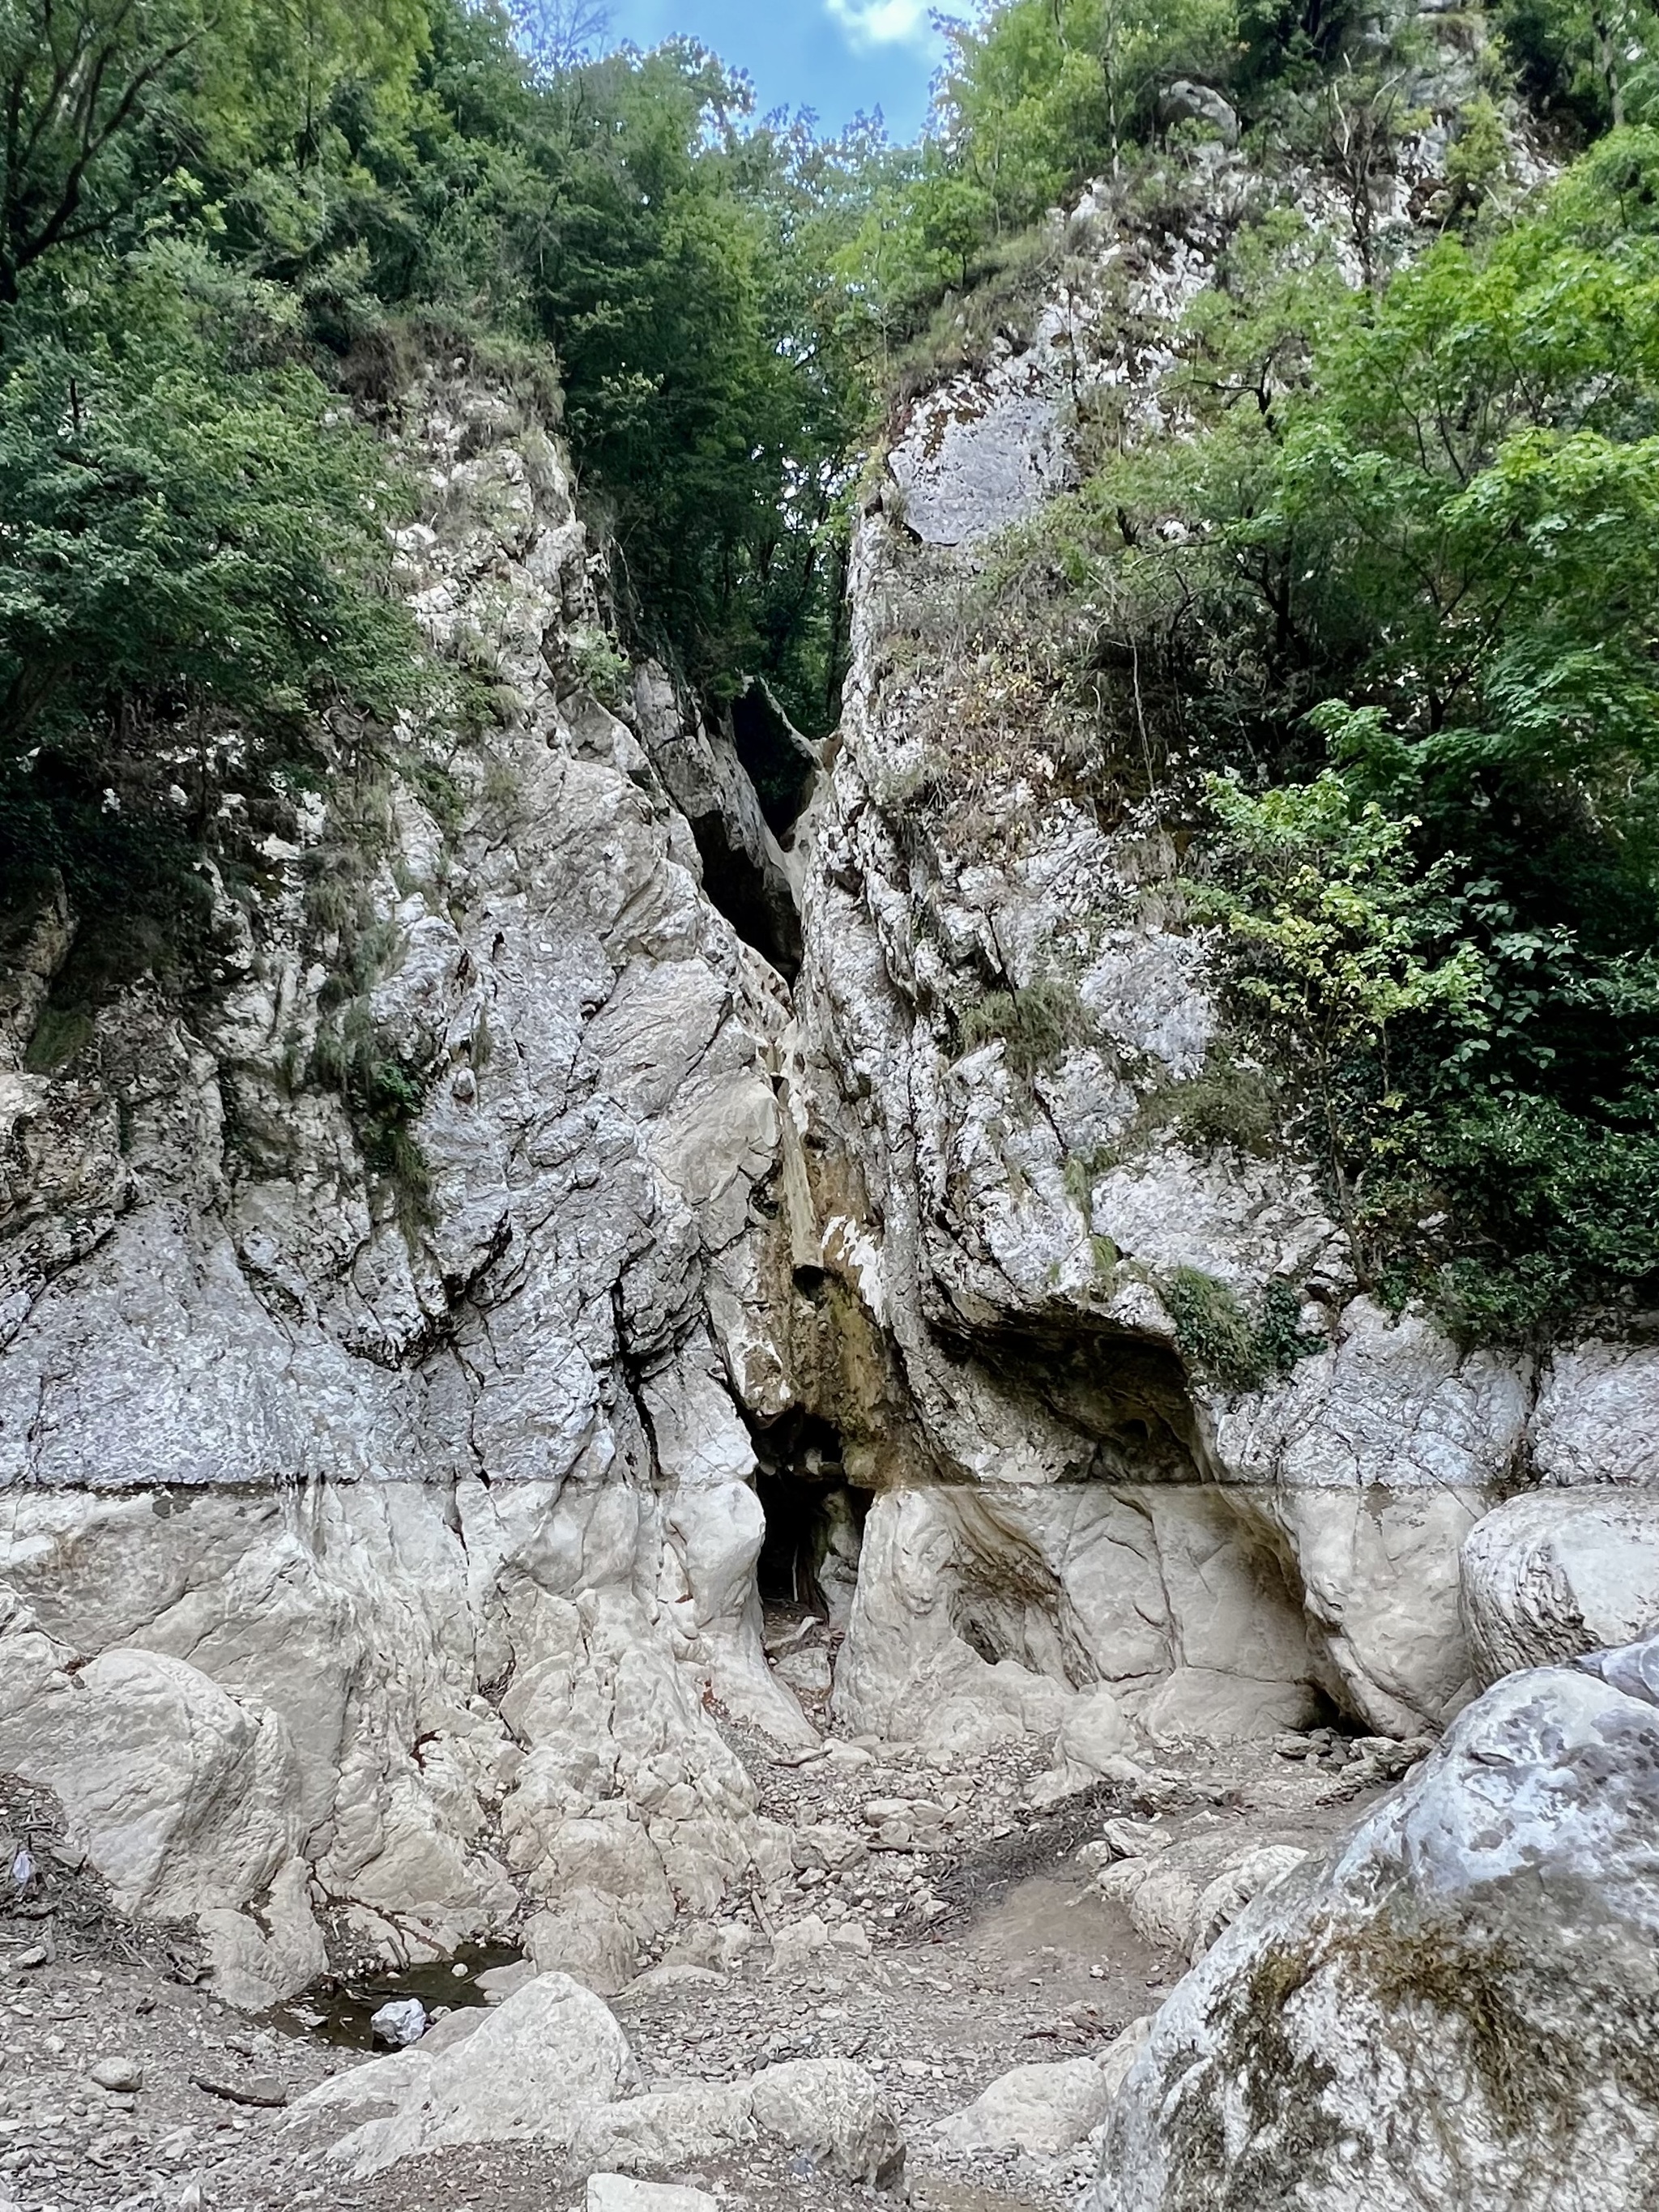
[0,1627,1396,2212]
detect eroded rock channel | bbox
[6,66,1659,2212]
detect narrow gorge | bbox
[3,2,1659,2209]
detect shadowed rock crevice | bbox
[938,1314,1209,1485]
[634,667,817,980]
[748,1409,867,1627]
[728,679,820,841]
[684,802,804,979]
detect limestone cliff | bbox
[2,34,1657,2037]
[776,39,1659,1777]
[0,370,808,2001]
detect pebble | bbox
[89,2057,144,2094]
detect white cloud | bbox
[825,0,938,51]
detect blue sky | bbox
[602,2,943,138]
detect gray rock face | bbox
[633,667,811,978]
[292,1969,641,2178]
[0,373,803,1983]
[795,552,1453,1743]
[1463,1490,1659,1685]
[1159,80,1240,145]
[1088,1639,1659,2211]
[787,135,1659,1767]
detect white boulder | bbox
[1462,1490,1659,1685]
[0,1629,301,1920]
[291,1971,640,2179]
[749,2057,905,2185]
[572,2057,902,2187]
[1089,1638,1659,2210]
[587,2182,720,2212]
[571,2084,755,2176]
[934,2056,1118,2154]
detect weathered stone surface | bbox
[0,1623,301,1920]
[292,1971,640,2179]
[1528,1343,1659,1486]
[87,2056,143,2094]
[0,367,812,1963]
[633,665,805,978]
[571,2059,902,2186]
[934,2056,1117,2154]
[199,1858,330,2011]
[789,147,1644,1777]
[1089,1643,1659,2211]
[1463,1490,1659,1686]
[748,2057,905,2184]
[1158,79,1240,144]
[0,1481,787,1970]
[525,1892,640,1998]
[571,2083,756,2176]
[1186,1844,1308,1962]
[587,2181,720,2212]
[832,1485,1323,1758]
[1094,1831,1310,1963]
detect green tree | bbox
[0,270,420,926]
[1068,128,1659,1329]
[0,0,205,302]
[1190,758,1487,1240]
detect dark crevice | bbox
[746,1409,867,1617]
[641,676,817,981]
[691,809,803,978]
[728,678,820,841]
[936,1313,1208,1481]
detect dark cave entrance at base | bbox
[751,1413,868,1623]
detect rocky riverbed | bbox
[0,1658,1397,2212]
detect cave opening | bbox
[937,1314,1208,1485]
[751,1412,867,1625]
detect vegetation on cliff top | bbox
[0,0,872,969]
[944,58,1659,1337]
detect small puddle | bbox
[277,1942,524,2049]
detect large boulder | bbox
[571,2057,902,2187]
[749,2057,905,2186]
[937,2022,1156,2158]
[1462,1490,1659,1685]
[1087,1638,1659,2211]
[570,2084,756,2176]
[935,2056,1120,2154]
[0,1621,301,1919]
[291,1971,641,2179]
[1158,79,1240,144]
